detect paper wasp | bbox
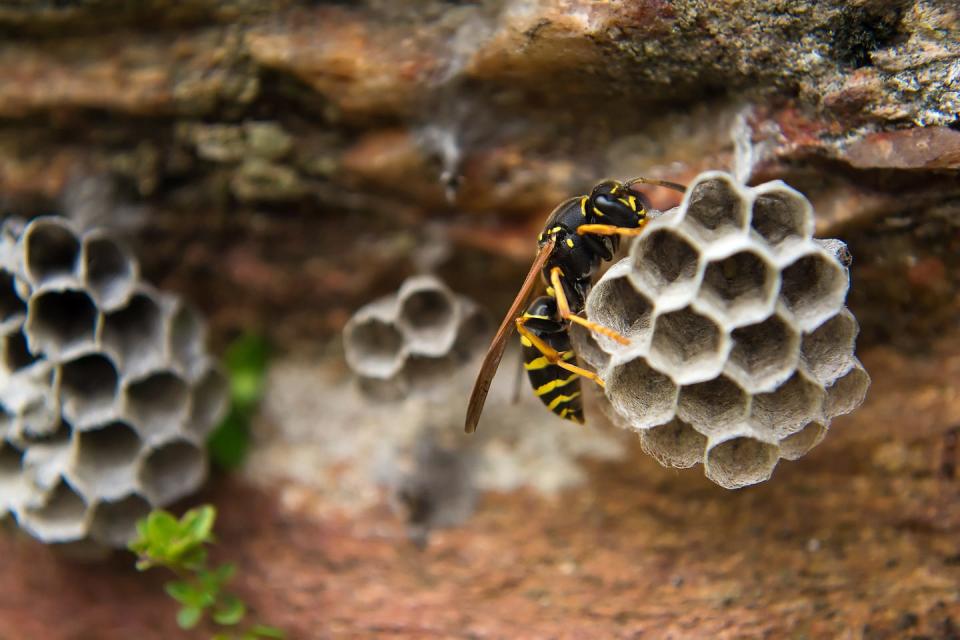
[465,177,686,433]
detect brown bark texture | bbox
[1,0,959,638]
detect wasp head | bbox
[587,180,647,228]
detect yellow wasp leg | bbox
[577,223,647,237]
[515,318,605,388]
[549,267,630,346]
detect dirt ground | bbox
[2,332,960,640]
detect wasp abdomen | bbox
[520,298,584,423]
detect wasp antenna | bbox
[624,176,687,194]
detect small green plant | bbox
[208,334,270,469]
[129,505,284,640]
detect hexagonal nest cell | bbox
[343,275,490,398]
[679,173,748,244]
[749,372,824,439]
[586,263,654,352]
[0,271,26,325]
[169,303,206,378]
[124,372,190,439]
[22,218,81,286]
[88,493,152,547]
[779,251,847,331]
[396,276,458,355]
[824,362,870,419]
[344,315,405,379]
[629,228,701,307]
[726,315,799,393]
[705,435,780,489]
[73,421,141,500]
[101,292,167,378]
[750,185,812,254]
[26,289,99,359]
[605,357,679,431]
[139,440,205,505]
[639,419,706,469]
[3,329,39,373]
[677,376,749,436]
[60,353,120,427]
[801,310,858,385]
[20,480,89,543]
[188,369,230,439]
[82,233,136,311]
[584,171,868,488]
[698,250,777,326]
[649,307,726,384]
[778,422,826,461]
[0,215,226,547]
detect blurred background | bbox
[1,1,959,638]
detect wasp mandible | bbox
[465,177,687,433]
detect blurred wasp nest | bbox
[576,171,869,489]
[343,275,489,398]
[0,216,227,547]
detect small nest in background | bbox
[0,216,227,548]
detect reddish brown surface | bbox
[3,334,960,639]
[842,127,960,170]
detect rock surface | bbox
[0,0,956,350]
[1,1,959,637]
[2,334,960,638]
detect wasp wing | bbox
[464,236,556,433]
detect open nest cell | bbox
[22,219,81,287]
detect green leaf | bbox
[214,563,237,583]
[213,596,246,626]
[208,410,251,470]
[231,371,263,409]
[182,505,217,544]
[209,334,270,470]
[225,334,269,397]
[165,581,203,607]
[134,558,154,572]
[146,510,179,544]
[176,606,203,630]
[177,547,209,573]
[200,563,236,592]
[250,624,286,639]
[130,518,150,549]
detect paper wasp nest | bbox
[578,172,869,489]
[343,275,489,397]
[0,217,227,547]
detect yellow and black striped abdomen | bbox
[521,333,584,424]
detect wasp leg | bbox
[549,267,630,345]
[577,223,646,237]
[515,318,605,388]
